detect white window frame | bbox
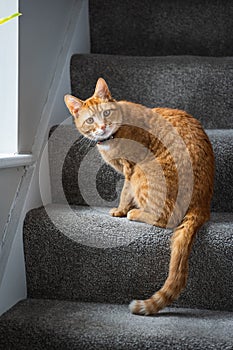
[0,1,33,167]
[0,0,19,154]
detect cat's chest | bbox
[97,142,114,163]
[97,143,111,151]
[97,142,123,173]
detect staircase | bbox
[1,1,233,349]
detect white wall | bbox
[0,224,26,316]
[0,168,24,244]
[19,0,90,153]
[0,0,90,315]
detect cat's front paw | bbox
[127,209,141,221]
[109,208,127,217]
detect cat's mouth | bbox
[92,126,117,142]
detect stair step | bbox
[89,0,233,57]
[0,299,232,350]
[49,125,233,212]
[24,205,233,311]
[70,54,233,129]
[206,129,233,212]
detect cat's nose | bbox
[100,124,106,130]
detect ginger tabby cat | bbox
[64,78,214,316]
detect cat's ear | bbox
[94,78,112,100]
[64,95,83,117]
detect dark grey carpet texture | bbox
[23,205,233,311]
[1,299,233,350]
[71,55,233,129]
[1,1,233,349]
[89,0,233,56]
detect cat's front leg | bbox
[110,179,134,217]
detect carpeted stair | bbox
[1,300,233,350]
[1,1,233,349]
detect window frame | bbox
[0,0,19,154]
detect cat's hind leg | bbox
[127,209,156,226]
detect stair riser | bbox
[49,126,233,212]
[90,0,233,57]
[71,55,233,129]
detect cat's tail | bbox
[129,210,209,316]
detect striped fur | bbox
[64,78,215,316]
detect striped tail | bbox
[129,211,208,316]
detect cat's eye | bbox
[86,117,94,124]
[103,110,111,117]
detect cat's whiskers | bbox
[74,135,95,154]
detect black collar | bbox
[97,134,114,145]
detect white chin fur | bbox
[94,128,113,141]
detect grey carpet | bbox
[48,125,233,212]
[71,54,233,129]
[24,205,233,311]
[89,0,233,57]
[0,299,233,350]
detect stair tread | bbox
[24,205,233,310]
[0,298,232,350]
[27,204,233,247]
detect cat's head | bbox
[64,78,122,141]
